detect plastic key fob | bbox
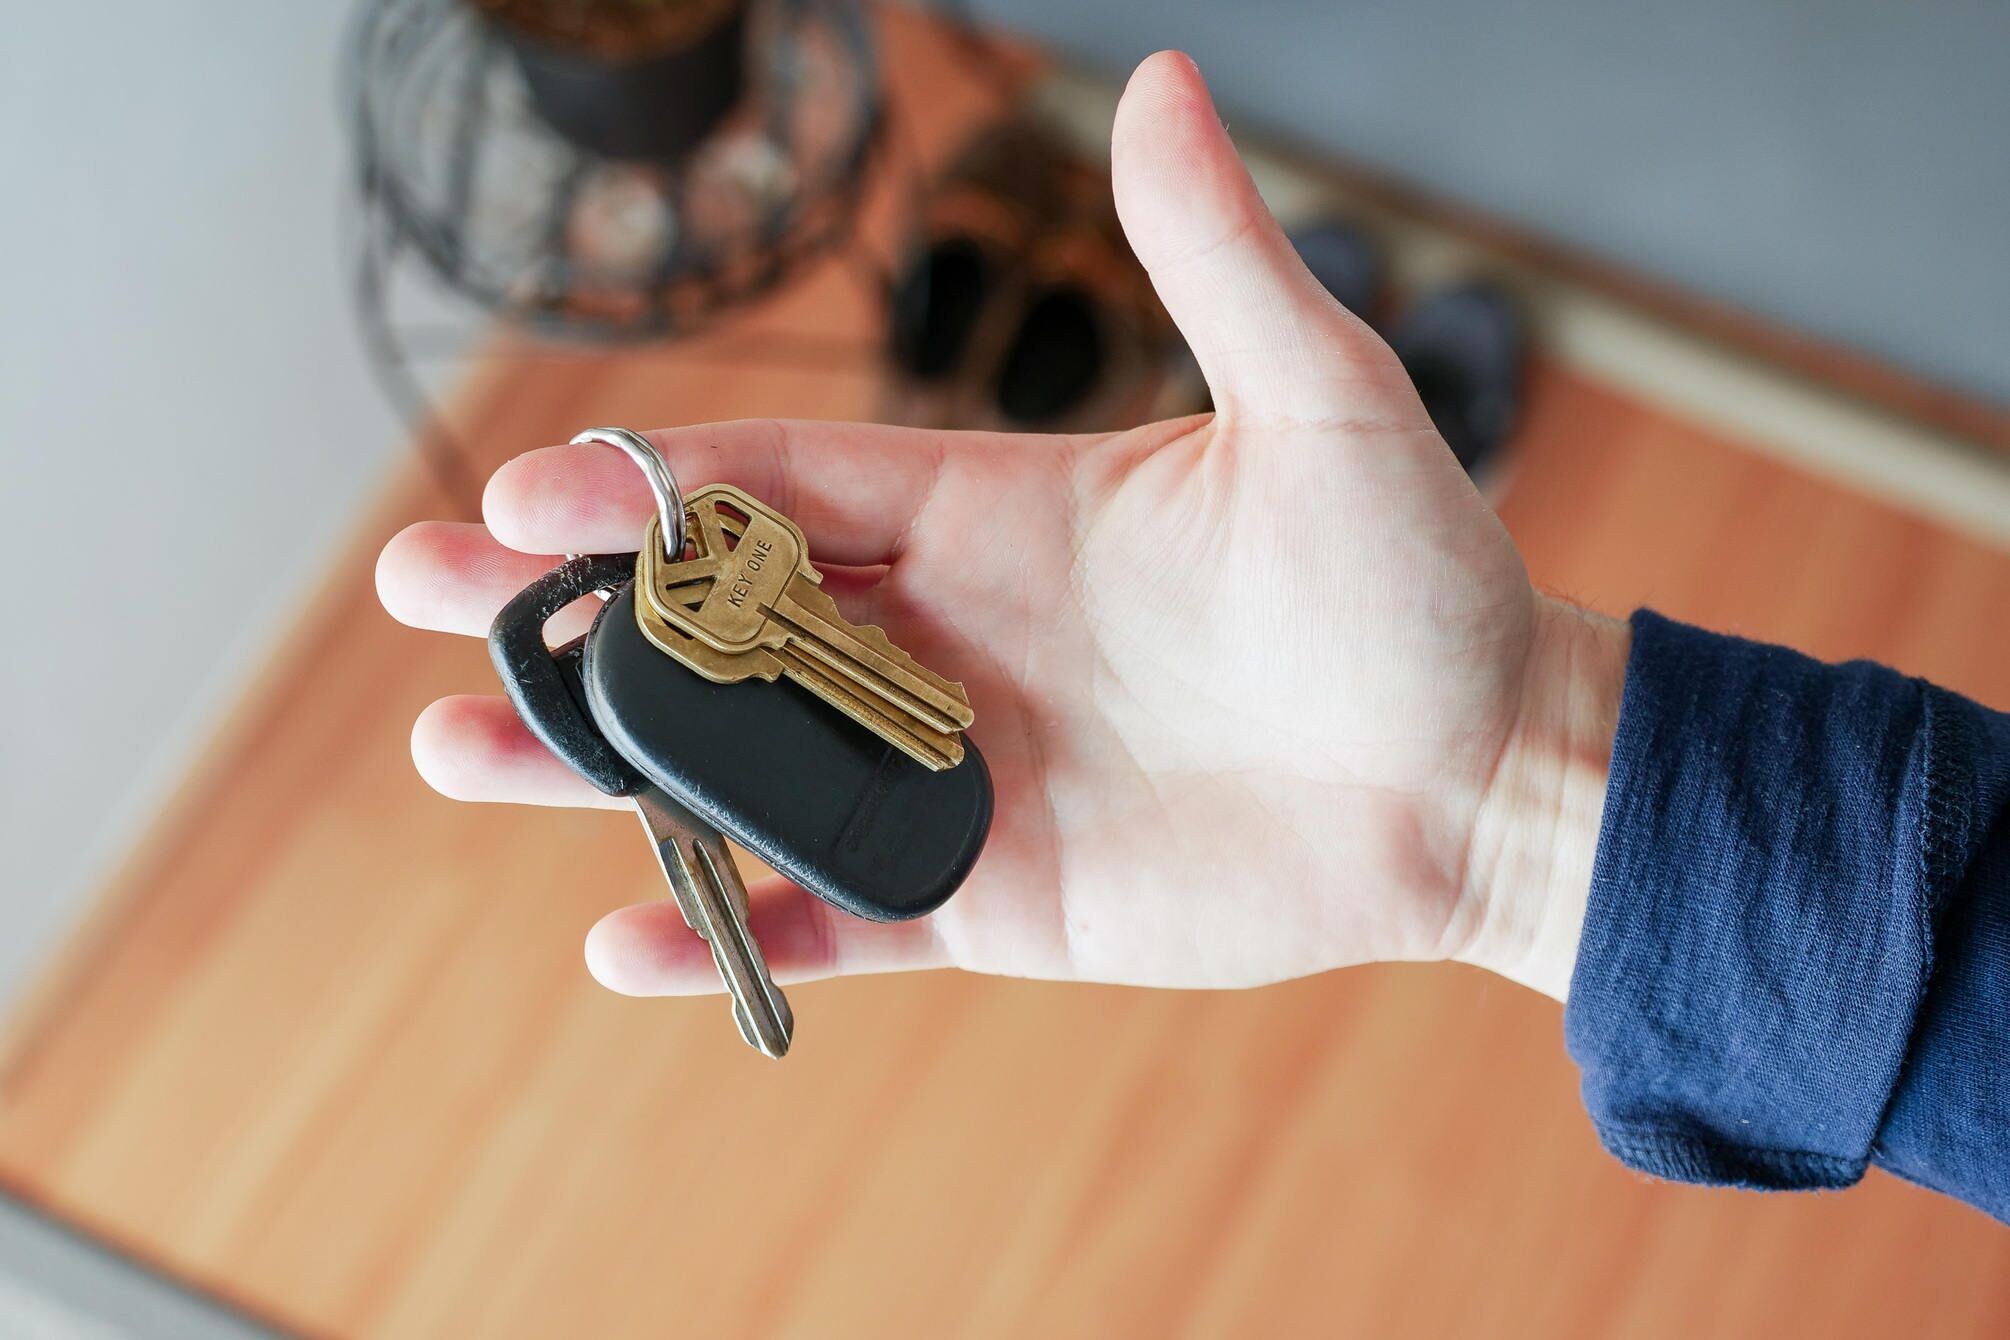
[582,582,992,922]
[488,553,647,798]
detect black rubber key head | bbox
[488,554,644,798]
[581,585,992,922]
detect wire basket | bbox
[347,0,880,342]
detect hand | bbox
[376,53,1627,1003]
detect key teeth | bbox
[790,622,975,731]
[772,648,966,771]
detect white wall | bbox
[0,4,403,998]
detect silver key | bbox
[632,786,794,1058]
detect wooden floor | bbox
[6,21,2010,1340]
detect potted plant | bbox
[471,0,750,161]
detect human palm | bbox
[379,53,1579,1001]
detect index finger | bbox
[483,418,995,566]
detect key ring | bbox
[570,427,686,561]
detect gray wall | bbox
[0,3,402,999]
[979,0,2010,408]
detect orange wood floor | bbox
[4,22,2009,1340]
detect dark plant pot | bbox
[492,3,749,162]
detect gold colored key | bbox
[634,486,975,770]
[633,595,968,771]
[643,487,973,731]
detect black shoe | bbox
[1288,219,1387,323]
[888,235,996,381]
[994,284,1106,424]
[1386,281,1526,478]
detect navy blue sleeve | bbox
[1565,610,2010,1220]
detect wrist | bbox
[1458,598,1631,1000]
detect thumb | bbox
[1112,52,1404,423]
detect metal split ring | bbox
[570,426,686,561]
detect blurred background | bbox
[1,2,2007,1335]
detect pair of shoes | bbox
[1289,221,1527,480]
[889,237,1106,424]
[883,119,1177,433]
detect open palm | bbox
[379,54,1600,1003]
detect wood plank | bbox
[4,16,2009,1340]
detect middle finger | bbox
[377,520,596,640]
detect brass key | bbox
[635,487,975,769]
[641,489,972,731]
[633,592,968,771]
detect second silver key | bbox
[633,786,794,1058]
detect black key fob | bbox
[488,553,645,798]
[581,583,993,922]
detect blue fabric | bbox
[1566,610,2010,1221]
